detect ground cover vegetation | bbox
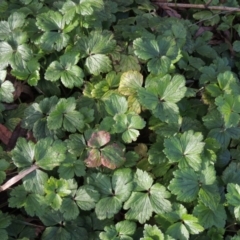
[1,0,240,239]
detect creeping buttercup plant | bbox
[1,0,240,239]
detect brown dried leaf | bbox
[134,143,148,158]
[7,123,28,151]
[0,124,12,145]
[163,7,181,18]
[13,81,34,101]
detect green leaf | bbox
[61,0,98,24]
[134,168,153,190]
[226,183,240,220]
[0,12,26,40]
[58,153,86,179]
[22,96,59,139]
[65,222,88,240]
[11,58,40,86]
[9,185,47,217]
[203,109,240,148]
[11,138,35,168]
[168,168,199,202]
[145,74,186,103]
[91,81,109,98]
[35,138,66,170]
[23,169,48,195]
[114,113,146,143]
[141,224,164,240]
[44,177,71,210]
[182,214,204,235]
[233,40,240,52]
[37,209,63,226]
[210,127,240,149]
[36,11,64,31]
[215,94,240,128]
[164,130,205,170]
[115,54,141,72]
[166,222,189,240]
[99,225,118,240]
[194,10,220,26]
[80,212,113,239]
[0,70,14,103]
[133,36,179,74]
[47,98,84,132]
[119,71,143,96]
[39,210,88,240]
[156,204,204,240]
[116,220,136,236]
[60,197,79,221]
[22,103,43,130]
[86,54,112,75]
[169,164,219,210]
[100,220,136,240]
[0,42,12,66]
[138,74,186,123]
[0,211,11,240]
[104,94,128,116]
[222,162,240,185]
[74,185,100,211]
[199,58,231,84]
[42,226,70,240]
[77,31,115,74]
[203,109,223,129]
[165,212,204,240]
[0,211,11,229]
[0,159,9,184]
[124,169,171,224]
[65,133,86,157]
[6,214,36,239]
[193,202,226,229]
[45,52,84,88]
[148,56,172,75]
[36,11,69,51]
[87,169,133,219]
[96,197,123,220]
[206,71,240,97]
[77,30,116,56]
[0,40,33,68]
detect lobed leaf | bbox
[164,130,205,170]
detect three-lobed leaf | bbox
[164,130,205,170]
[100,220,136,240]
[124,169,172,224]
[215,94,240,128]
[138,74,186,123]
[87,168,133,220]
[45,52,84,88]
[47,97,84,133]
[133,36,180,74]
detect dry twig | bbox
[152,2,240,12]
[0,164,39,192]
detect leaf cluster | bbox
[1,0,240,239]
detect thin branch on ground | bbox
[152,2,240,12]
[0,164,39,192]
